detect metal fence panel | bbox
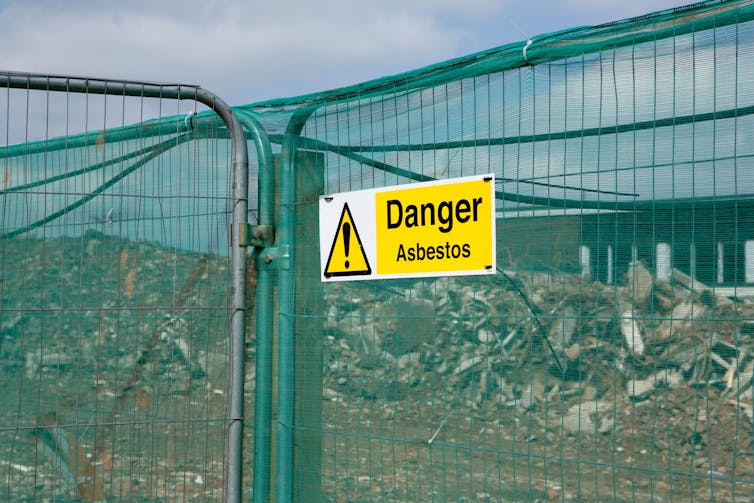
[6,4,754,502]
[245,3,754,501]
[0,76,248,502]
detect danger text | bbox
[386,197,483,233]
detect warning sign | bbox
[319,174,496,282]
[323,203,371,278]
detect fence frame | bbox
[0,71,250,503]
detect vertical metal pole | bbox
[193,90,249,503]
[236,110,275,503]
[276,108,314,503]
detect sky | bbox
[0,0,695,107]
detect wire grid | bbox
[282,14,754,503]
[0,84,234,501]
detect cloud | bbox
[0,0,693,107]
[0,0,510,105]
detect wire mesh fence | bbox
[5,2,754,502]
[0,76,248,501]
[244,2,754,501]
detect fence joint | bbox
[251,224,275,248]
[259,245,290,270]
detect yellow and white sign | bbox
[320,174,496,282]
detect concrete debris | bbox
[563,401,614,435]
[627,370,683,399]
[323,264,753,414]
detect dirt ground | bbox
[318,379,754,502]
[317,271,754,503]
[3,233,754,502]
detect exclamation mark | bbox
[343,222,351,269]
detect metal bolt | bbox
[263,254,272,264]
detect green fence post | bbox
[276,109,314,503]
[292,151,324,503]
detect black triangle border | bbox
[324,202,372,278]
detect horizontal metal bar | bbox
[0,71,201,100]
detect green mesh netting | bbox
[4,1,754,501]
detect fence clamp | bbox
[258,245,290,271]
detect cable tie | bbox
[184,111,195,130]
[523,39,533,65]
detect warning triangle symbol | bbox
[324,203,371,278]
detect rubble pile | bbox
[322,262,754,429]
